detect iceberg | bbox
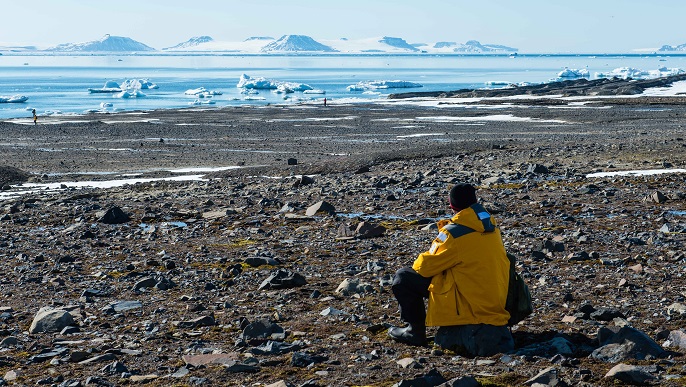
[595,67,686,80]
[0,95,28,103]
[557,68,590,79]
[88,80,122,93]
[116,90,145,98]
[346,80,423,91]
[184,87,222,97]
[120,79,158,90]
[237,74,313,92]
[303,89,326,94]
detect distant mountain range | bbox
[659,43,686,52]
[4,34,518,54]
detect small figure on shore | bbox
[388,183,514,356]
[32,109,37,125]
[323,97,327,107]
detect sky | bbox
[1,0,685,53]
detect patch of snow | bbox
[587,168,686,178]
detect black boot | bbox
[388,324,427,346]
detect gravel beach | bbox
[1,93,685,386]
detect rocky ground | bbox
[0,95,686,386]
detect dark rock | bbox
[291,352,327,367]
[355,221,386,239]
[392,369,447,387]
[305,201,335,216]
[258,269,307,290]
[527,164,549,174]
[241,319,285,342]
[224,360,260,373]
[592,326,667,362]
[604,363,657,385]
[524,367,568,387]
[250,340,302,355]
[590,307,625,321]
[287,158,298,166]
[175,315,216,329]
[97,206,130,224]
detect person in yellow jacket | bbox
[388,183,514,356]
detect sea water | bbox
[1,53,685,120]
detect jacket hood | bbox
[450,203,496,233]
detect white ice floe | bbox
[237,74,313,92]
[347,80,423,91]
[88,80,122,93]
[0,95,28,103]
[184,87,222,96]
[557,68,590,79]
[116,90,145,98]
[188,99,216,105]
[120,79,158,90]
[303,89,326,94]
[100,102,113,108]
[587,168,686,178]
[595,66,685,80]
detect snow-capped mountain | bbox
[260,35,337,53]
[432,40,517,53]
[49,34,155,52]
[163,36,214,50]
[377,37,419,52]
[658,43,686,52]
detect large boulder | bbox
[29,307,75,334]
[591,326,667,362]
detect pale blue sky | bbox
[2,0,684,52]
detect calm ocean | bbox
[1,53,685,119]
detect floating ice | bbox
[116,90,145,98]
[88,80,122,93]
[100,102,113,108]
[557,68,590,79]
[120,79,158,90]
[237,74,313,92]
[184,87,222,97]
[0,95,28,103]
[346,80,423,91]
[189,99,216,105]
[595,66,685,80]
[303,89,326,94]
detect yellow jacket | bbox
[412,203,510,327]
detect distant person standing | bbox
[32,109,37,125]
[323,98,327,107]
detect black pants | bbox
[391,267,432,326]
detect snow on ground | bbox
[587,168,686,178]
[641,80,686,96]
